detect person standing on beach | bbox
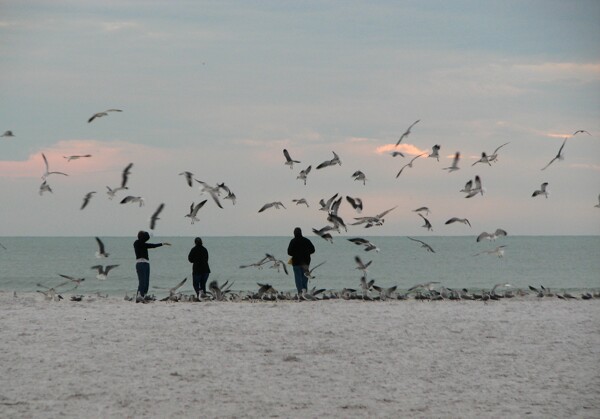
[133,231,170,301]
[188,237,210,298]
[287,227,315,295]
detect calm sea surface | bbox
[1,236,598,296]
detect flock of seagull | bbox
[2,111,598,302]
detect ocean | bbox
[1,236,598,296]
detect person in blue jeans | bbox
[133,231,170,301]
[287,227,315,295]
[188,237,211,298]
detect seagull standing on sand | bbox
[532,182,549,198]
[396,119,420,146]
[283,149,300,169]
[41,153,68,180]
[81,192,96,210]
[88,109,122,123]
[541,137,567,170]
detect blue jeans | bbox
[136,262,150,297]
[193,273,210,295]
[293,265,308,294]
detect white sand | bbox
[1,292,599,418]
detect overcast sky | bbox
[1,1,599,237]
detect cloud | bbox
[375,143,427,156]
[0,139,175,179]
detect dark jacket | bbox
[287,236,315,266]
[188,245,210,274]
[133,240,163,260]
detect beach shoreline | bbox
[1,292,599,418]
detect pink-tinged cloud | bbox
[0,139,174,178]
[375,143,427,156]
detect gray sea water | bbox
[1,236,598,296]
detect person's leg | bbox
[200,273,209,294]
[293,265,304,294]
[136,263,145,297]
[140,263,150,297]
[301,266,309,292]
[192,274,201,297]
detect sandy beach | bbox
[1,292,599,418]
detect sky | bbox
[0,0,599,237]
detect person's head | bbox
[137,231,150,242]
[194,237,203,246]
[293,227,302,238]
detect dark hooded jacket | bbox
[133,231,163,260]
[287,228,315,266]
[188,243,210,274]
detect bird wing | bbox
[95,237,106,254]
[283,149,293,163]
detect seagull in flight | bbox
[464,175,484,198]
[351,170,367,185]
[39,180,52,195]
[179,171,194,187]
[595,194,600,208]
[107,163,133,199]
[185,200,207,224]
[407,237,435,253]
[1,130,14,138]
[412,206,430,216]
[195,179,224,209]
[408,281,440,291]
[572,130,591,136]
[95,237,110,258]
[41,153,68,180]
[474,245,506,258]
[316,151,341,169]
[150,203,165,230]
[390,151,405,157]
[428,144,441,161]
[90,264,119,280]
[476,229,507,242]
[58,274,85,288]
[347,237,380,252]
[396,153,426,177]
[297,165,311,185]
[418,213,433,231]
[64,154,92,162]
[318,193,339,212]
[283,149,300,169]
[312,226,334,243]
[351,206,397,228]
[88,109,122,123]
[81,191,96,210]
[472,152,492,167]
[541,137,567,170]
[120,196,145,207]
[303,261,326,280]
[292,198,309,207]
[486,142,510,163]
[396,119,420,146]
[445,217,471,227]
[354,255,372,274]
[532,182,549,198]
[258,201,286,213]
[443,151,461,172]
[346,196,363,213]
